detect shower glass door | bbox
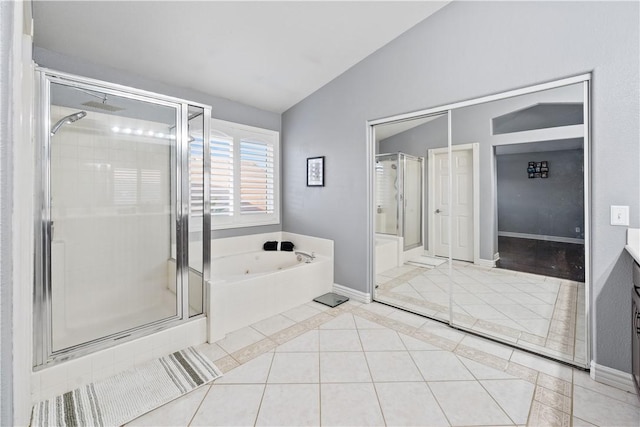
[375,154,399,235]
[48,80,180,353]
[402,154,423,250]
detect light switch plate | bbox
[610,205,629,226]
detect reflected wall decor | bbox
[527,161,549,178]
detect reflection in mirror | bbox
[449,82,587,365]
[188,106,205,317]
[373,112,452,324]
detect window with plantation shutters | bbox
[210,130,234,217]
[189,137,205,216]
[209,119,279,229]
[240,138,274,215]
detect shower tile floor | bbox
[126,300,639,426]
[375,261,586,365]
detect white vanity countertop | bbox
[626,228,640,264]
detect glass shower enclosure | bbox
[375,153,423,251]
[33,69,211,367]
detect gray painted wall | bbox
[497,149,584,239]
[282,1,639,373]
[0,2,14,424]
[34,47,283,239]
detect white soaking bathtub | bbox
[213,251,305,281]
[208,233,334,342]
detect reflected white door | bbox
[431,147,474,262]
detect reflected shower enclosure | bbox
[375,153,423,251]
[34,69,211,367]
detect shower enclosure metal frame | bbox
[33,68,212,368]
[375,152,424,251]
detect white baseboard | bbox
[333,283,371,303]
[590,361,637,393]
[498,231,585,245]
[475,258,496,268]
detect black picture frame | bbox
[527,160,549,178]
[307,156,325,187]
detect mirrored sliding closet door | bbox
[373,112,452,325]
[370,76,590,367]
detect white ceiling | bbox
[33,1,449,113]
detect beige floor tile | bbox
[420,322,467,344]
[572,369,640,406]
[458,356,516,380]
[319,329,363,351]
[320,352,372,383]
[480,379,535,424]
[411,351,474,381]
[375,382,449,426]
[190,384,264,426]
[321,383,385,426]
[459,334,514,360]
[510,350,572,381]
[429,380,512,426]
[216,326,266,354]
[573,385,640,426]
[126,386,209,426]
[255,384,319,426]
[354,315,387,329]
[275,329,319,352]
[362,301,398,316]
[250,314,296,336]
[572,416,597,426]
[194,342,227,363]
[281,304,322,322]
[365,351,423,382]
[527,400,571,427]
[398,332,440,351]
[305,301,331,312]
[267,352,319,383]
[386,310,429,328]
[319,313,357,329]
[215,352,273,384]
[358,329,405,351]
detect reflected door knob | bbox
[435,209,441,214]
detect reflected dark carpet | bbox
[497,236,585,282]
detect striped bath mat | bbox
[31,346,222,427]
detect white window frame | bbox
[209,118,280,230]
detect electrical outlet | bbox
[610,205,629,226]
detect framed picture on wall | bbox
[307,156,325,187]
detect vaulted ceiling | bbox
[33,1,449,113]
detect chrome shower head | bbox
[50,111,87,136]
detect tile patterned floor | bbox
[375,261,586,365]
[126,300,639,426]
